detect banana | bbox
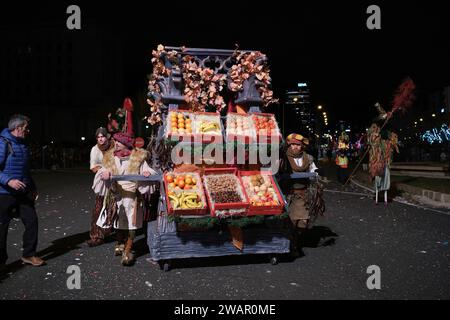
[185,200,198,209]
[168,195,179,209]
[200,121,219,133]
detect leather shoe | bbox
[21,256,46,266]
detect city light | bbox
[442,108,446,113]
[414,121,418,125]
[432,114,436,117]
[420,118,423,122]
[293,97,298,102]
[145,125,149,129]
[81,137,85,141]
[317,105,323,110]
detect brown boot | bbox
[121,238,135,266]
[114,243,125,256]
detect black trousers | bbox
[0,194,38,264]
[337,167,348,184]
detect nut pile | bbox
[205,175,243,204]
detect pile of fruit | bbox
[199,120,221,133]
[226,115,255,137]
[167,191,204,209]
[166,173,199,191]
[195,115,222,134]
[204,174,244,204]
[169,112,193,135]
[241,174,280,207]
[252,115,278,136]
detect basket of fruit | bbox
[225,113,256,144]
[239,170,284,216]
[203,168,250,217]
[251,113,282,143]
[164,172,208,216]
[194,112,223,144]
[166,111,195,142]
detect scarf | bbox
[98,140,112,153]
[114,149,132,158]
[286,148,310,172]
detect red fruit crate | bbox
[166,111,196,143]
[164,172,208,216]
[238,170,284,216]
[194,112,224,144]
[250,112,282,143]
[225,112,256,144]
[203,167,250,217]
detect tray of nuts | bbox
[203,168,250,217]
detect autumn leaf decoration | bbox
[229,50,279,107]
[182,55,227,112]
[146,45,180,125]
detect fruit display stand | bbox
[146,105,322,271]
[145,46,319,271]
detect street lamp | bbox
[318,105,323,110]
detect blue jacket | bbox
[0,128,36,195]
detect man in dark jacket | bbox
[0,114,45,269]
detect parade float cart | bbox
[142,46,319,271]
[145,171,318,272]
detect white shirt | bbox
[293,156,318,173]
[90,145,104,170]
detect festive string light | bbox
[421,124,450,144]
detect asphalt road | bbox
[1,169,449,299]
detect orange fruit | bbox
[183,184,192,190]
[185,177,193,185]
[191,178,197,185]
[166,175,174,183]
[168,182,176,189]
[178,180,185,188]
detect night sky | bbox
[2,0,450,127]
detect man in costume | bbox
[93,131,157,266]
[367,123,399,204]
[279,133,325,256]
[86,127,114,247]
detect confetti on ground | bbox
[145,281,153,287]
[420,251,427,254]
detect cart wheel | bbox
[270,255,278,265]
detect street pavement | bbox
[0,169,449,299]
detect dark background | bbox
[1,0,449,142]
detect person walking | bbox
[0,114,45,270]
